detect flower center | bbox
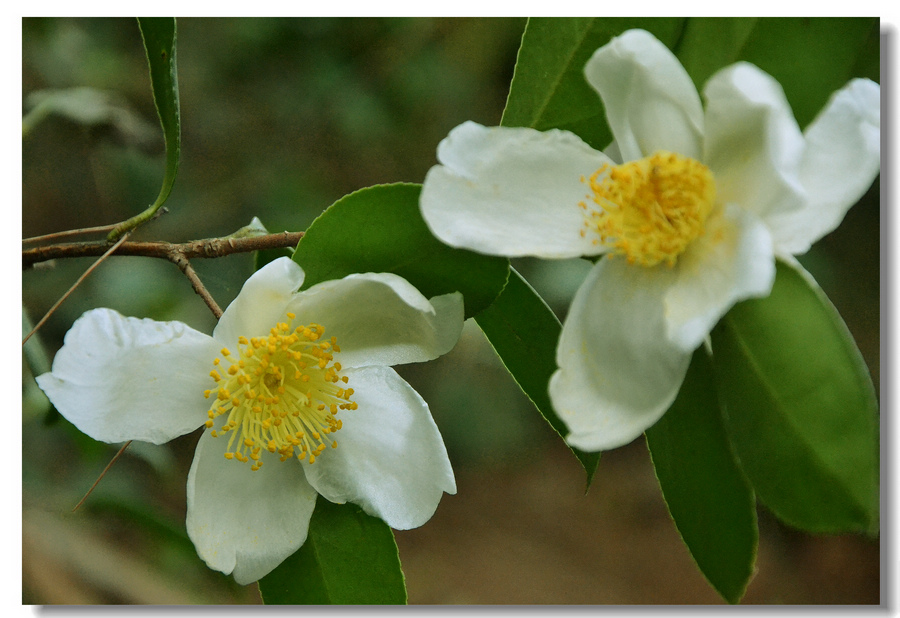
[579,151,716,267]
[203,312,356,471]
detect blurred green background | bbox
[22,17,880,604]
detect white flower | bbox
[420,29,880,452]
[37,257,463,584]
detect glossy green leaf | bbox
[646,348,757,604]
[292,183,509,319]
[711,260,879,535]
[475,268,599,485]
[501,17,684,149]
[258,498,406,604]
[109,17,181,241]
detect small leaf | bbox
[646,348,757,604]
[501,17,684,149]
[711,260,879,534]
[108,17,181,240]
[292,183,509,319]
[138,16,180,206]
[475,267,599,485]
[228,216,269,239]
[258,498,407,604]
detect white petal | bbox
[665,203,776,350]
[213,257,305,346]
[301,366,456,530]
[703,62,807,228]
[287,273,464,369]
[420,121,610,258]
[549,260,692,451]
[35,308,218,445]
[774,78,881,255]
[185,430,318,585]
[584,29,704,162]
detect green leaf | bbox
[109,17,181,241]
[292,183,509,320]
[475,267,600,485]
[258,498,406,604]
[501,17,684,149]
[138,16,180,206]
[711,260,879,534]
[646,348,757,604]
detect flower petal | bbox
[186,430,318,585]
[301,365,456,530]
[287,273,464,369]
[702,62,807,228]
[584,29,704,162]
[774,78,881,255]
[35,308,218,444]
[213,257,305,346]
[549,259,692,451]
[420,121,610,258]
[665,203,775,351]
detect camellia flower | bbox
[37,257,462,584]
[420,29,880,452]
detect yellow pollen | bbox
[581,151,716,267]
[202,313,355,470]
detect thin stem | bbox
[107,205,162,243]
[22,232,131,346]
[72,441,132,512]
[22,223,119,246]
[23,205,169,247]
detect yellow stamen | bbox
[202,312,355,470]
[581,151,715,267]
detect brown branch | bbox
[168,251,223,319]
[22,231,302,320]
[23,230,303,269]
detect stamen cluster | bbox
[579,151,716,267]
[203,313,356,470]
